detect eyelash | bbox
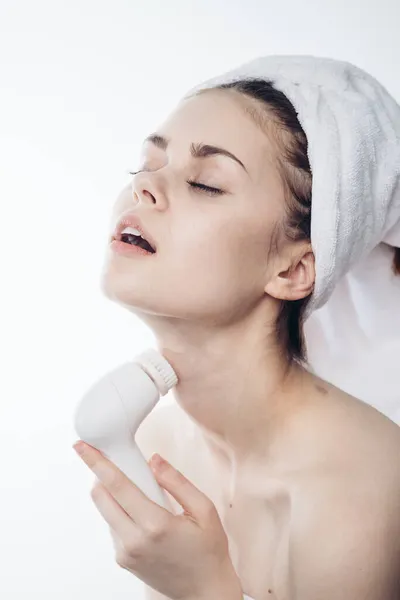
[128,170,224,197]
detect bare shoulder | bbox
[292,378,400,519]
[289,379,400,599]
[294,373,399,469]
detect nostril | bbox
[145,189,156,203]
[133,189,156,204]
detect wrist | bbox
[197,559,243,600]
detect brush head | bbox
[133,348,178,395]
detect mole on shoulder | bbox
[315,384,328,395]
[229,503,233,508]
[268,590,272,594]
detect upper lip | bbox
[111,213,157,252]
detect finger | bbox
[74,441,171,528]
[150,454,217,525]
[90,479,139,546]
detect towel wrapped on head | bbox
[185,55,400,422]
[187,55,400,315]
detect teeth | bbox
[121,226,143,238]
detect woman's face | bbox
[101,89,289,324]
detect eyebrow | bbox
[143,133,248,174]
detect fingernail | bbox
[73,441,85,456]
[151,453,165,468]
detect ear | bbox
[264,247,315,301]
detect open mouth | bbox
[120,233,156,254]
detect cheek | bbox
[167,228,268,310]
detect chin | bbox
[100,273,139,305]
[98,270,160,318]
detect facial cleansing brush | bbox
[73,349,253,600]
[73,348,178,511]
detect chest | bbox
[163,429,294,600]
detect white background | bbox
[1,1,399,598]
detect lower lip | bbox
[110,239,156,257]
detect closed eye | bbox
[128,170,225,197]
[187,180,224,196]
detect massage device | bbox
[73,348,177,511]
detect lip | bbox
[111,213,157,252]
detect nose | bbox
[131,170,165,208]
[133,186,156,205]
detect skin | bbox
[99,89,400,599]
[101,88,316,469]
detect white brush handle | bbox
[101,441,173,511]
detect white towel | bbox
[187,55,400,422]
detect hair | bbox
[394,247,400,275]
[190,78,400,366]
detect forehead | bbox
[153,89,278,180]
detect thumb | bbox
[149,454,215,522]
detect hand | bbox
[73,441,243,600]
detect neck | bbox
[139,309,314,468]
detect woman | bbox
[98,57,400,599]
